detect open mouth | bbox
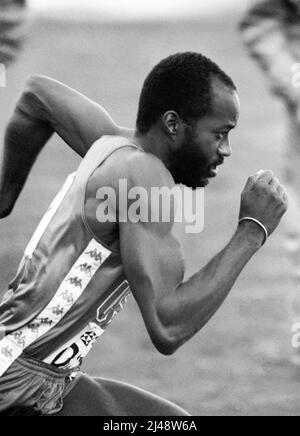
[207,165,219,178]
[207,160,224,178]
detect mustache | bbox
[212,158,225,167]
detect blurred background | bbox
[0,0,298,416]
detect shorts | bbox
[0,354,76,416]
[0,354,190,416]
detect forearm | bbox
[0,107,53,217]
[0,77,71,218]
[159,222,264,348]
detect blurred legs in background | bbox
[240,0,300,364]
[0,0,27,67]
[283,105,300,363]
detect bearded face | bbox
[168,125,213,189]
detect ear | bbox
[162,111,181,136]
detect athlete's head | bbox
[136,52,240,189]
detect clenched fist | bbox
[239,170,289,237]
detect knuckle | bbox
[279,196,287,208]
[265,169,274,177]
[254,170,264,177]
[280,204,288,215]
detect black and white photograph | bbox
[0,0,299,418]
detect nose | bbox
[218,141,232,158]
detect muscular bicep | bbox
[120,218,185,350]
[22,76,130,157]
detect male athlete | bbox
[0,52,288,416]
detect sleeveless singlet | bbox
[0,135,139,376]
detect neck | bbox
[133,126,172,168]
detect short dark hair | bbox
[136,52,236,134]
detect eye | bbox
[215,132,227,141]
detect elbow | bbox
[16,76,48,118]
[24,75,53,103]
[150,301,185,356]
[153,337,178,356]
[25,75,46,91]
[151,329,182,356]
[24,75,45,100]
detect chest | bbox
[85,199,120,251]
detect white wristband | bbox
[239,217,269,246]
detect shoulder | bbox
[88,146,177,232]
[87,140,175,192]
[107,147,175,191]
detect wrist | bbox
[236,220,265,249]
